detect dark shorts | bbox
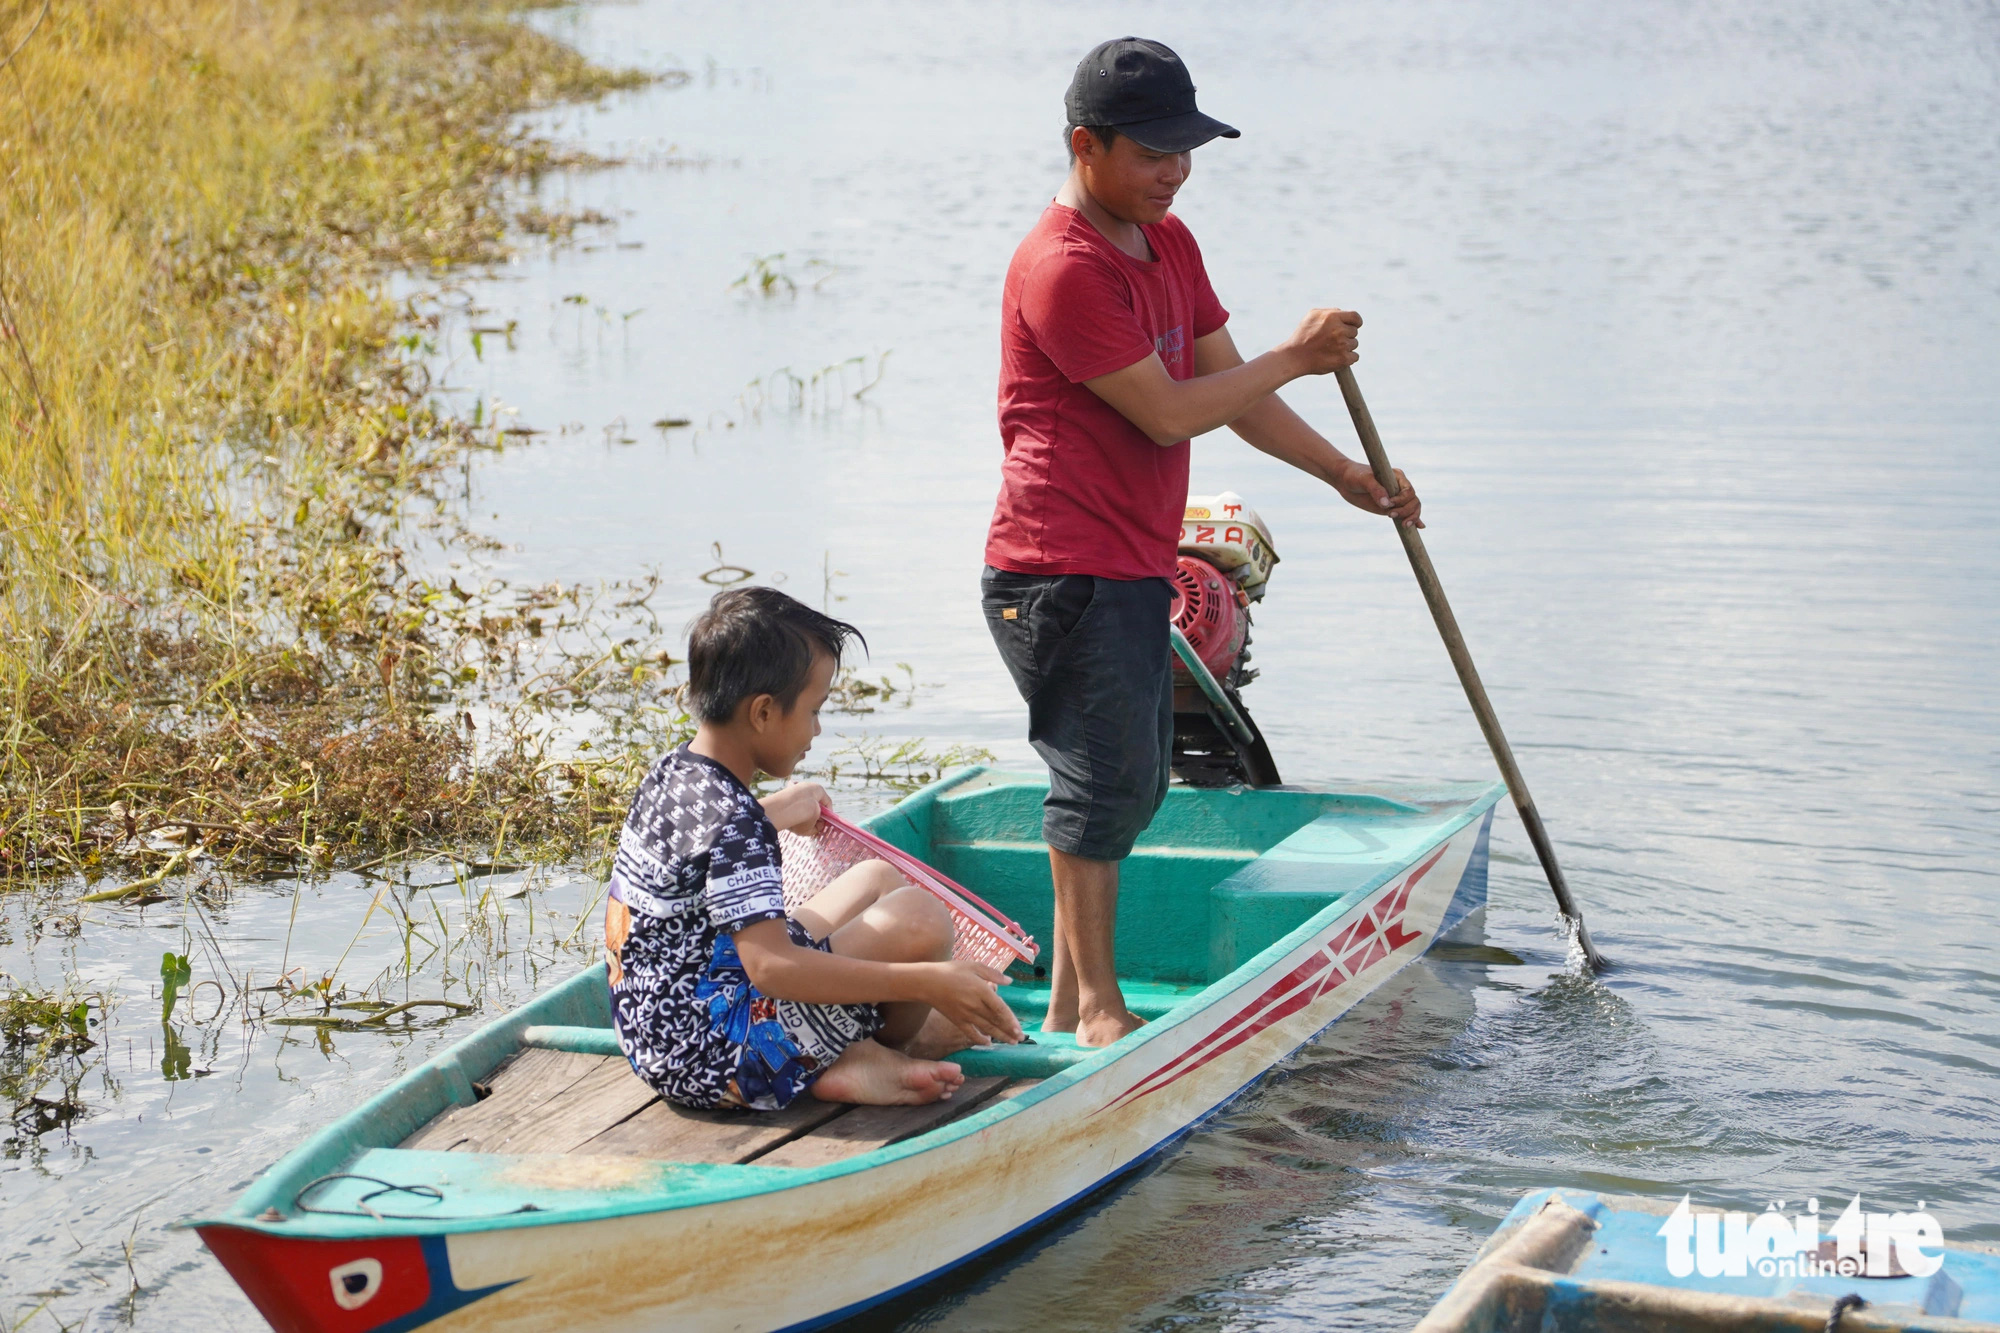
[981,567,1172,862]
[694,921,883,1112]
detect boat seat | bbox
[520,1022,1093,1079]
[951,1034,1093,1078]
[521,1023,621,1057]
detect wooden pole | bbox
[1334,366,1607,971]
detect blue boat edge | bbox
[1421,1188,2000,1332]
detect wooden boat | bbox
[192,765,1503,1332]
[1419,1189,2000,1332]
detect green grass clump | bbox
[0,0,680,882]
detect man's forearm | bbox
[1148,348,1313,443]
[1084,346,1308,447]
[1229,391,1359,486]
[1230,386,1424,525]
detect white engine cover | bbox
[1181,491,1278,599]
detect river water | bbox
[5,0,1998,1328]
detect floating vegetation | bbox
[268,998,473,1031]
[814,738,997,790]
[2,978,104,1153]
[737,351,893,418]
[517,205,618,240]
[0,986,94,1054]
[700,542,756,586]
[826,664,919,714]
[731,252,835,297]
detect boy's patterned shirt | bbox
[605,745,789,1108]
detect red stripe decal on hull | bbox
[1095,839,1457,1116]
[1098,956,1335,1114]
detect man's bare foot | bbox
[810,1038,965,1105]
[1075,1008,1145,1048]
[1040,1008,1077,1036]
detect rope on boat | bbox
[293,1173,545,1221]
[1825,1293,1866,1332]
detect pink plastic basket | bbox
[779,809,1038,972]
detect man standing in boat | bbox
[981,37,1425,1047]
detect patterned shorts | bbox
[697,922,883,1110]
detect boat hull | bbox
[199,799,1493,1333]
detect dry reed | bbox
[0,0,674,883]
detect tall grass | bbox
[0,0,677,881]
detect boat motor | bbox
[1170,492,1284,787]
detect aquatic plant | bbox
[730,252,834,298]
[826,664,919,714]
[736,351,893,419]
[159,953,192,1024]
[1,978,103,1154]
[813,738,996,790]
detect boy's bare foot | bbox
[1041,1005,1077,1036]
[1075,1008,1145,1048]
[811,1038,965,1106]
[901,1010,1013,1059]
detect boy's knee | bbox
[881,885,954,959]
[859,858,905,897]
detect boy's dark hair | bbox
[1063,123,1121,160]
[685,587,864,725]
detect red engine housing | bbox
[1170,553,1247,680]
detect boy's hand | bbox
[761,780,830,835]
[923,960,1023,1046]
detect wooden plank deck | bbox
[401,1048,1038,1167]
[753,1077,1013,1168]
[577,1090,849,1164]
[402,1049,601,1153]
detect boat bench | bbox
[518,1023,1093,1079]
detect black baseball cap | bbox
[1065,38,1240,153]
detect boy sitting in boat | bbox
[604,586,1023,1110]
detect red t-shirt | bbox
[985,204,1230,581]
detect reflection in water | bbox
[4,0,1998,1328]
[158,1025,191,1084]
